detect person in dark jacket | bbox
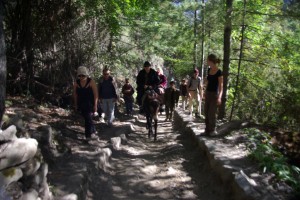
[73,66,98,140]
[164,80,179,121]
[136,61,160,113]
[98,68,118,127]
[122,78,135,116]
[179,78,188,110]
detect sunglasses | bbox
[104,73,110,76]
[78,75,86,78]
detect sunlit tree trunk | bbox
[0,0,6,125]
[230,0,246,121]
[193,1,198,69]
[199,0,205,79]
[219,0,233,119]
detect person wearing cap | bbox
[121,78,135,116]
[164,80,179,121]
[73,66,98,140]
[136,61,160,113]
[179,78,188,110]
[187,68,203,118]
[98,68,118,127]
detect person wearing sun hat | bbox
[73,66,98,140]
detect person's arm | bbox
[73,82,78,110]
[217,76,223,105]
[198,78,203,99]
[90,79,98,112]
[187,80,191,98]
[202,77,208,100]
[136,71,144,89]
[112,77,119,101]
[154,71,161,87]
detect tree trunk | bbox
[0,0,6,125]
[219,0,233,119]
[230,0,246,121]
[193,1,198,69]
[19,0,34,94]
[199,0,205,79]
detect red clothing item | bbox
[158,74,167,89]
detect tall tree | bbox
[0,0,6,125]
[219,0,233,119]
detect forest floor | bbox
[4,96,299,200]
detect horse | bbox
[143,89,160,141]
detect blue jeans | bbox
[100,98,115,124]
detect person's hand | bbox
[217,97,222,106]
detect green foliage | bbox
[244,128,300,191]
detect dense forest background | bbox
[0,0,299,132]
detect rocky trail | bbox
[49,112,231,200]
[2,97,297,200]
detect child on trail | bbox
[164,80,179,121]
[122,78,135,116]
[179,78,188,110]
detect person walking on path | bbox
[73,66,98,140]
[156,67,167,114]
[164,80,179,121]
[98,68,118,127]
[121,78,135,116]
[187,68,203,118]
[179,78,188,110]
[136,61,160,114]
[204,54,223,135]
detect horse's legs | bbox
[147,115,152,138]
[154,119,157,141]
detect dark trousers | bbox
[204,91,218,132]
[81,110,96,138]
[124,96,133,114]
[165,104,175,119]
[136,89,144,106]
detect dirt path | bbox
[54,113,233,200]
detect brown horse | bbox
[144,89,160,141]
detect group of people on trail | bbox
[73,67,118,140]
[178,54,223,135]
[73,53,223,140]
